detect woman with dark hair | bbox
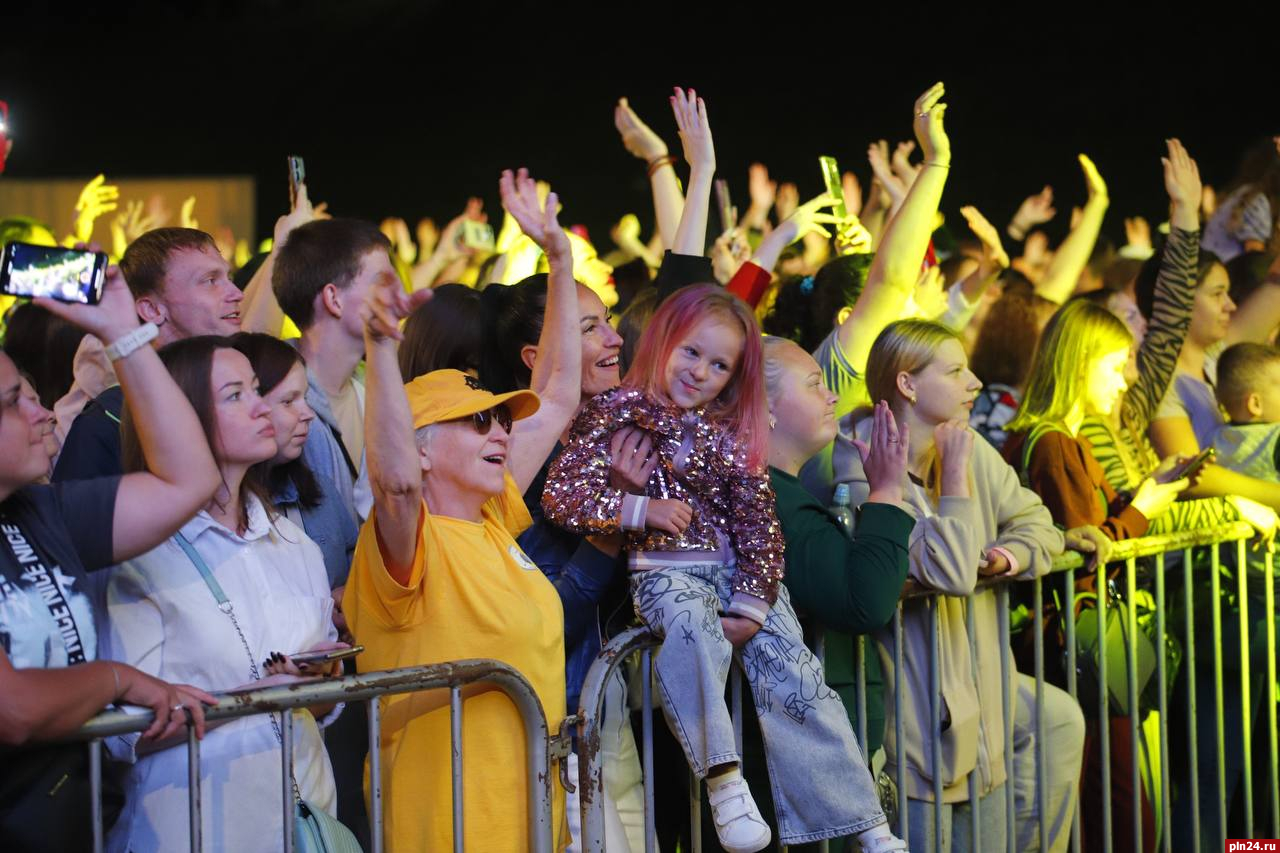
[1203,136,1280,263]
[967,272,1058,451]
[762,253,874,353]
[100,335,347,853]
[231,332,358,587]
[398,283,486,381]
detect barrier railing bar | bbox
[368,696,383,853]
[965,597,981,853]
[1237,539,1254,839]
[187,725,201,853]
[1033,575,1048,853]
[1211,544,1226,846]
[855,636,868,755]
[1155,552,1171,853]
[690,768,702,853]
[641,647,656,853]
[89,740,104,853]
[894,603,908,848]
[451,686,464,853]
[281,709,294,853]
[1125,556,1141,853]
[1064,566,1080,853]
[1268,548,1280,836]
[929,599,943,853]
[1097,555,1113,853]
[997,585,1014,853]
[1183,546,1201,852]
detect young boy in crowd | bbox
[1212,342,1280,482]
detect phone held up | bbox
[287,155,306,206]
[0,241,109,305]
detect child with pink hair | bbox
[544,283,903,852]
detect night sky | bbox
[5,2,1278,248]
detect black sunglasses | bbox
[449,404,513,435]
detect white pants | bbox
[1011,672,1085,852]
[567,670,650,852]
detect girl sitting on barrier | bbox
[833,319,1066,852]
[543,279,904,853]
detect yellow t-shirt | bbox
[345,474,567,852]
[328,379,365,468]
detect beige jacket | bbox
[836,415,1063,803]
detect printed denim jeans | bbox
[631,562,887,844]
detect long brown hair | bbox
[121,336,276,531]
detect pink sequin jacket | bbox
[542,386,785,623]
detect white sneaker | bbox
[858,830,908,852]
[706,776,771,853]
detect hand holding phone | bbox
[0,241,108,304]
[262,644,362,678]
[287,155,306,207]
[1162,447,1214,484]
[819,155,848,220]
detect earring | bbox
[768,415,777,430]
[908,394,917,405]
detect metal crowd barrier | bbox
[577,521,1280,853]
[71,659,567,853]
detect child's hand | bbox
[609,427,658,492]
[646,499,692,535]
[720,616,761,649]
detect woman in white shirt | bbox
[96,335,343,853]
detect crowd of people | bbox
[1,81,1277,853]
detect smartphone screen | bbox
[0,242,107,304]
[818,155,848,220]
[714,179,735,231]
[460,220,495,252]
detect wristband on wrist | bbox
[924,161,950,170]
[646,154,677,177]
[104,322,158,362]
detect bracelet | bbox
[104,322,158,362]
[924,161,951,170]
[646,154,677,177]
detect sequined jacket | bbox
[542,386,785,623]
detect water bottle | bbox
[830,482,855,536]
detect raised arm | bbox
[749,192,839,273]
[361,255,433,582]
[838,83,951,374]
[1121,139,1201,430]
[615,97,684,249]
[35,263,220,562]
[498,168,582,494]
[241,182,318,335]
[670,87,715,256]
[1036,155,1109,304]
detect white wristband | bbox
[104,322,158,362]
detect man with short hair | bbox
[272,218,396,521]
[52,228,244,481]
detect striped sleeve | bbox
[1235,193,1273,245]
[813,327,870,417]
[1122,226,1198,433]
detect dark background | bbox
[4,1,1278,247]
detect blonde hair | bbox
[1006,299,1133,434]
[761,335,793,409]
[864,320,965,501]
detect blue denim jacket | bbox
[520,445,628,712]
[273,471,360,589]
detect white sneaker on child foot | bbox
[858,831,908,852]
[706,777,771,853]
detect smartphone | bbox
[1168,447,1215,482]
[460,220,495,252]
[287,155,306,206]
[287,645,364,665]
[818,155,848,220]
[714,179,736,231]
[0,241,108,304]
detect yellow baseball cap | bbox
[404,369,540,430]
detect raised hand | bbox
[712,227,752,283]
[868,139,908,209]
[361,253,431,341]
[1200,184,1217,219]
[1162,137,1202,230]
[33,247,140,344]
[499,167,570,259]
[775,192,840,242]
[842,171,863,218]
[273,181,317,250]
[1009,186,1056,239]
[72,174,120,243]
[959,205,1010,269]
[912,82,949,166]
[416,217,439,257]
[179,195,199,230]
[775,181,800,221]
[614,97,669,162]
[670,87,714,175]
[1078,153,1108,203]
[748,162,777,217]
[380,217,417,265]
[891,140,920,185]
[852,400,907,506]
[914,264,947,319]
